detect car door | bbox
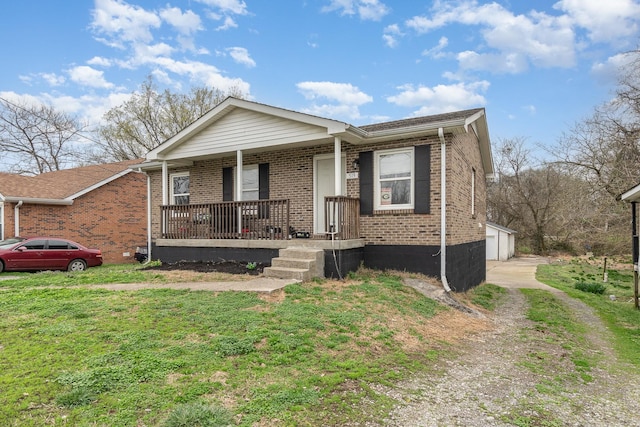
[6,239,47,270]
[46,239,76,269]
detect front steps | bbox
[263,247,324,282]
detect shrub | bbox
[574,282,606,295]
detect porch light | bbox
[352,158,359,170]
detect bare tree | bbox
[95,76,247,161]
[0,97,85,175]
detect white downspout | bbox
[439,128,452,292]
[14,200,23,237]
[146,172,152,264]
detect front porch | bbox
[160,197,360,241]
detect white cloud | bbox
[554,0,640,44]
[160,7,202,36]
[216,16,238,31]
[91,0,161,47]
[296,81,372,120]
[297,81,372,105]
[383,24,402,48]
[405,0,577,72]
[195,0,248,16]
[386,81,489,116]
[226,47,256,68]
[322,0,390,21]
[87,56,112,67]
[40,73,66,86]
[422,36,449,58]
[68,66,114,89]
[591,52,636,83]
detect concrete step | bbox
[271,257,315,270]
[263,266,310,282]
[263,247,325,281]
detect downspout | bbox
[14,200,23,237]
[438,128,452,292]
[145,172,152,264]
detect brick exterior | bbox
[2,172,147,264]
[149,131,487,250]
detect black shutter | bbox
[222,167,233,201]
[258,163,270,219]
[414,145,431,214]
[259,163,269,199]
[359,151,373,215]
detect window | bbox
[170,172,190,205]
[375,148,414,210]
[21,239,46,250]
[241,165,259,201]
[48,240,77,250]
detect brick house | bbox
[135,97,493,291]
[0,160,147,264]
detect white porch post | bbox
[161,161,168,205]
[236,150,243,234]
[334,136,342,196]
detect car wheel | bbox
[0,260,4,273]
[68,259,87,272]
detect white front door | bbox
[314,155,346,234]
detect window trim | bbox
[374,147,415,210]
[170,172,190,205]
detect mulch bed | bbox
[143,260,267,275]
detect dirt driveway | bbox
[380,257,640,426]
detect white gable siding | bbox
[163,109,331,160]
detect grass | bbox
[0,267,479,426]
[536,258,640,367]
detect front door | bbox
[314,155,346,234]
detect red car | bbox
[0,237,103,273]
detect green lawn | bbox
[0,266,476,426]
[536,258,640,367]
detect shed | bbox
[486,222,516,261]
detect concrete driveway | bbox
[486,256,561,292]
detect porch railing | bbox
[161,200,290,240]
[324,196,360,240]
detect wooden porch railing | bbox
[161,200,290,240]
[324,196,360,240]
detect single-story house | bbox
[486,222,516,261]
[0,160,147,264]
[618,184,640,309]
[134,97,494,291]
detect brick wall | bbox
[11,172,147,264]
[149,131,488,248]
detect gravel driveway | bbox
[376,257,640,426]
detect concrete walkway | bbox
[486,256,561,292]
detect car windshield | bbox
[0,237,26,249]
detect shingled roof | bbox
[359,108,485,132]
[0,159,143,203]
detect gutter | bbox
[438,128,452,292]
[14,200,23,236]
[4,197,73,205]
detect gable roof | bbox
[486,221,517,234]
[0,159,143,205]
[141,97,493,175]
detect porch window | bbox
[241,165,259,201]
[170,172,190,205]
[375,148,414,210]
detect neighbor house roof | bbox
[141,97,494,176]
[619,182,640,203]
[0,159,143,205]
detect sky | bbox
[1,0,639,165]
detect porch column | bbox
[236,150,243,234]
[161,161,168,205]
[334,136,342,196]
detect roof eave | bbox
[2,196,73,206]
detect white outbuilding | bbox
[486,222,516,261]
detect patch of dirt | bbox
[143,260,267,275]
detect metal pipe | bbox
[438,128,451,292]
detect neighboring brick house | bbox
[0,160,147,264]
[136,97,493,291]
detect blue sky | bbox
[1,0,639,161]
